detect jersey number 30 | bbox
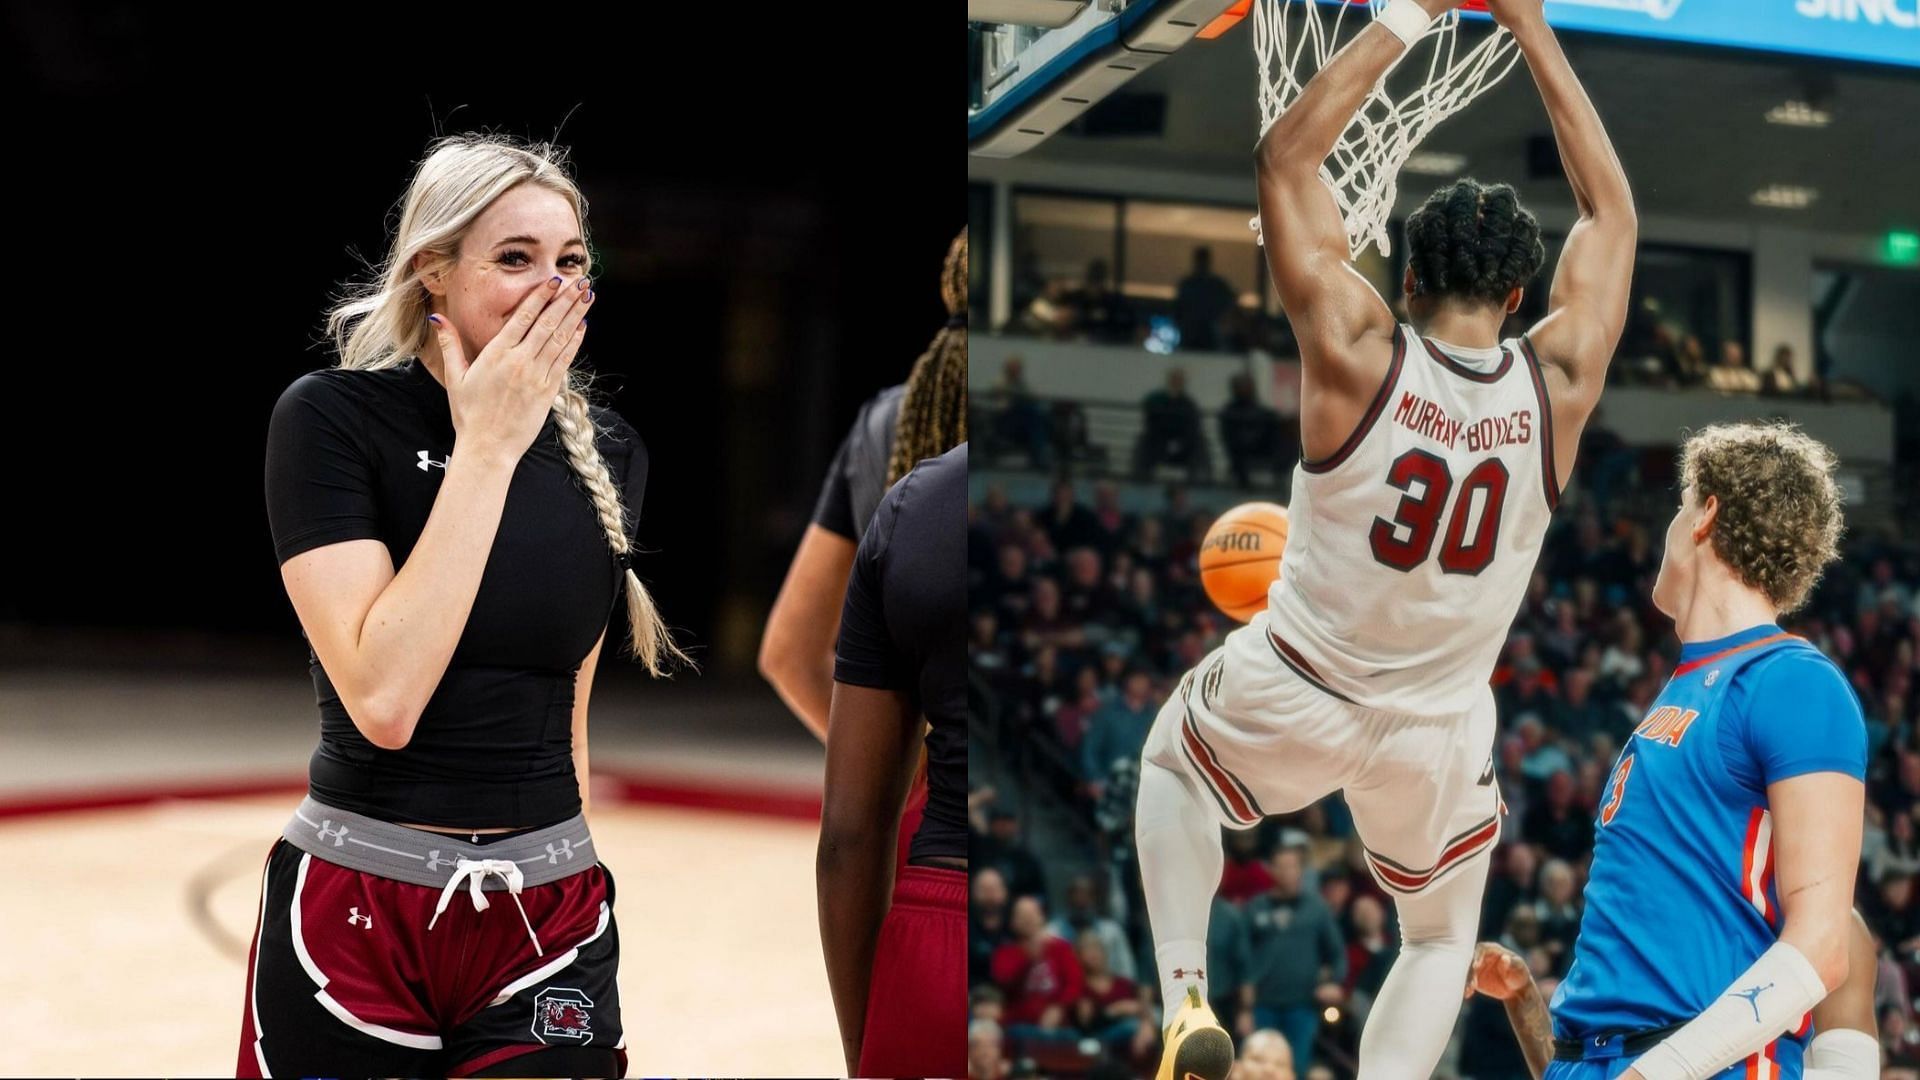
[1369,449,1510,575]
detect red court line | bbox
[0,770,821,823]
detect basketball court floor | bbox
[0,663,840,1076]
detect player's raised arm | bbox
[1254,0,1463,374]
[1489,0,1636,414]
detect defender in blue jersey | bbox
[1549,422,1862,1080]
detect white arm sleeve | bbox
[1375,0,1435,47]
[1803,1028,1880,1080]
[1631,941,1828,1080]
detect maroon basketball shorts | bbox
[857,864,965,1078]
[236,798,625,1077]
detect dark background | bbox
[2,7,955,682]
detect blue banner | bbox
[1485,0,1919,69]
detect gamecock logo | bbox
[533,987,595,1044]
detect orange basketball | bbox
[1199,502,1290,623]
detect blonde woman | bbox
[240,134,685,1077]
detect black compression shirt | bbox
[811,383,904,541]
[264,358,645,828]
[833,443,966,864]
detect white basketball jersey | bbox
[1264,324,1562,715]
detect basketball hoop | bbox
[1249,0,1522,258]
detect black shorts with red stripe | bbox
[236,838,625,1077]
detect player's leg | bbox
[1136,738,1238,1080]
[1137,706,1233,1017]
[239,840,445,1077]
[1139,634,1345,1080]
[1344,692,1501,1077]
[1359,846,1491,1076]
[1139,643,1290,1019]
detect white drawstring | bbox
[425,858,544,957]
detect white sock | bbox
[1136,751,1227,1024]
[1156,939,1210,1021]
[1358,850,1491,1077]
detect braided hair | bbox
[887,228,970,485]
[1403,179,1546,306]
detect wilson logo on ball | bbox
[1199,502,1291,624]
[1201,530,1266,553]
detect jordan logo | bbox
[417,450,448,471]
[1728,982,1772,1022]
[347,907,373,929]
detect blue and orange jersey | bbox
[1550,624,1865,1073]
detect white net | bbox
[1249,0,1522,258]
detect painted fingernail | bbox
[576,278,590,291]
[426,314,441,327]
[550,276,563,287]
[584,290,595,304]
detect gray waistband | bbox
[282,796,596,890]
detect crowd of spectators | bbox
[969,438,1920,1079]
[997,248,1878,405]
[1008,248,1299,359]
[976,357,1297,490]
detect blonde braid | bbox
[551,383,694,676]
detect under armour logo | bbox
[1728,982,1773,1022]
[347,906,373,929]
[544,839,575,865]
[425,849,461,872]
[417,450,448,471]
[1704,669,1721,687]
[1172,967,1205,980]
[316,820,349,847]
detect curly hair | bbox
[1680,422,1844,614]
[1403,178,1546,305]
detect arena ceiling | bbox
[1016,27,1920,239]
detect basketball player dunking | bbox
[1138,0,1636,1076]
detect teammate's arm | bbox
[1488,0,1636,443]
[1467,940,1554,1080]
[1253,0,1461,440]
[817,681,921,1073]
[759,524,858,740]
